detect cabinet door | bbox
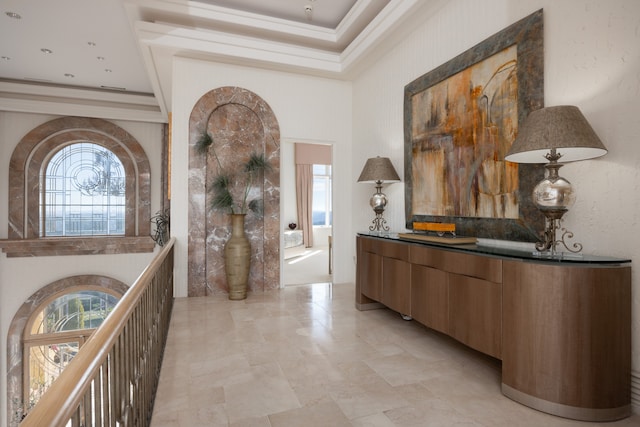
[382,257,411,315]
[411,264,448,334]
[360,250,382,302]
[448,273,502,359]
[502,260,631,415]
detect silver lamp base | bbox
[533,152,582,255]
[369,181,389,232]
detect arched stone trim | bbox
[188,87,280,296]
[2,117,154,256]
[6,275,128,426]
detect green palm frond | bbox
[195,131,213,155]
[204,146,271,215]
[244,152,272,174]
[211,173,231,192]
[211,189,234,211]
[247,198,264,215]
[210,173,234,211]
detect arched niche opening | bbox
[188,87,280,296]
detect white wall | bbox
[170,59,352,296]
[0,111,164,425]
[281,141,298,227]
[351,0,640,397]
[2,0,638,420]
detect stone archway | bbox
[6,276,128,426]
[188,87,280,296]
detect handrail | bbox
[20,238,175,427]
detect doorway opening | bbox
[283,142,333,286]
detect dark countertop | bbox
[357,232,632,265]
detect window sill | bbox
[0,236,156,257]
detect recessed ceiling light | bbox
[64,73,75,78]
[40,48,52,54]
[5,12,21,19]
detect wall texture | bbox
[351,0,640,406]
[0,112,164,425]
[170,58,353,297]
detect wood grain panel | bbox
[409,244,447,270]
[449,273,502,359]
[443,251,502,282]
[502,260,631,414]
[355,237,380,308]
[359,250,382,302]
[411,264,448,334]
[356,235,632,421]
[382,257,411,315]
[378,238,410,260]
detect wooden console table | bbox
[355,233,631,421]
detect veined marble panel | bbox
[188,87,280,296]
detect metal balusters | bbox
[19,239,174,427]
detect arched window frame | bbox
[42,141,128,237]
[6,275,128,426]
[1,117,154,256]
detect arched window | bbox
[6,276,128,425]
[42,143,126,237]
[1,117,155,256]
[23,289,120,408]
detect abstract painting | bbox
[404,10,545,241]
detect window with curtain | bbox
[312,164,332,226]
[295,143,332,247]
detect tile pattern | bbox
[151,283,640,426]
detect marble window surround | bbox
[188,86,280,297]
[0,117,154,257]
[5,275,129,426]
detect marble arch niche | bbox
[188,87,280,296]
[6,275,128,426]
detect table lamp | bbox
[357,156,401,232]
[505,105,607,255]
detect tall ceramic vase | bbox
[224,213,251,300]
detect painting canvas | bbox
[404,10,544,241]
[411,45,518,219]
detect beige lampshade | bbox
[357,156,401,183]
[505,105,607,163]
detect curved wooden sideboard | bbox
[355,234,631,421]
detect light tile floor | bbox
[151,282,640,427]
[283,246,331,286]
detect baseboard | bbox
[632,370,640,414]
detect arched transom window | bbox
[24,290,120,408]
[43,142,126,237]
[6,276,128,424]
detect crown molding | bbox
[0,80,165,123]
